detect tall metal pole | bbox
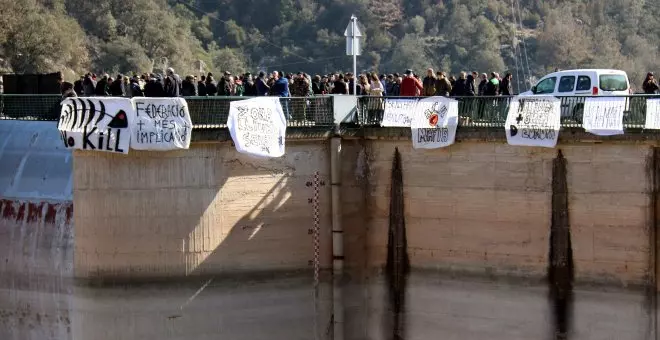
[352,15,357,96]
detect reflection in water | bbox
[0,273,653,340]
[385,147,410,340]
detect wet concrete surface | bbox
[0,272,653,340]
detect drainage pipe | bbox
[330,136,344,340]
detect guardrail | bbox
[0,95,335,128]
[357,95,659,128]
[2,94,659,128]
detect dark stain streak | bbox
[548,149,574,340]
[385,147,410,340]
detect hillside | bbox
[0,0,658,90]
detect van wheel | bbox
[572,104,584,123]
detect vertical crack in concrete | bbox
[385,147,410,340]
[548,149,574,340]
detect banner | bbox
[505,95,561,148]
[131,97,192,150]
[582,97,625,136]
[227,97,286,158]
[57,97,134,154]
[381,98,417,127]
[644,99,660,130]
[410,97,458,149]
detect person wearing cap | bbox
[399,69,423,96]
[643,72,659,94]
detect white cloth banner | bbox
[227,97,286,158]
[410,96,458,149]
[381,98,417,127]
[505,95,561,148]
[131,97,192,150]
[582,97,626,136]
[644,99,660,130]
[57,97,134,154]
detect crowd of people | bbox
[60,67,518,99]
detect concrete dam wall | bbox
[69,136,654,287]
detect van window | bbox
[558,76,576,92]
[599,74,628,91]
[576,76,591,91]
[535,77,556,94]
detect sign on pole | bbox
[344,16,362,56]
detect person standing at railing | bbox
[243,73,257,96]
[434,71,452,97]
[197,75,207,96]
[369,73,384,96]
[465,73,477,96]
[477,73,488,96]
[450,72,468,96]
[400,69,423,96]
[95,74,110,96]
[271,71,291,119]
[82,74,96,96]
[181,75,197,96]
[206,73,218,96]
[129,77,143,97]
[331,74,348,95]
[255,71,270,96]
[643,72,659,94]
[499,73,513,96]
[61,81,77,100]
[484,73,499,96]
[422,68,436,96]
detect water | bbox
[0,272,652,340]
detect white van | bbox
[520,69,631,120]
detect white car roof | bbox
[544,69,628,78]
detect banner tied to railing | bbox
[132,98,191,150]
[381,98,417,127]
[411,97,459,149]
[505,95,561,148]
[57,97,192,154]
[227,97,286,158]
[644,99,660,130]
[582,97,626,136]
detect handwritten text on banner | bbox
[411,96,459,149]
[505,95,561,148]
[381,98,417,127]
[582,97,626,136]
[227,97,287,158]
[644,99,660,130]
[58,97,134,154]
[131,97,192,150]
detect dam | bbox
[1,94,659,339]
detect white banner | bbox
[505,95,561,148]
[582,97,626,136]
[57,97,134,154]
[644,99,660,130]
[131,98,192,150]
[227,97,286,158]
[381,98,417,127]
[410,97,458,149]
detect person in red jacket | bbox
[399,69,423,96]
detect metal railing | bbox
[0,95,335,127]
[2,94,659,128]
[357,95,660,128]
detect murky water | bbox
[0,272,653,340]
